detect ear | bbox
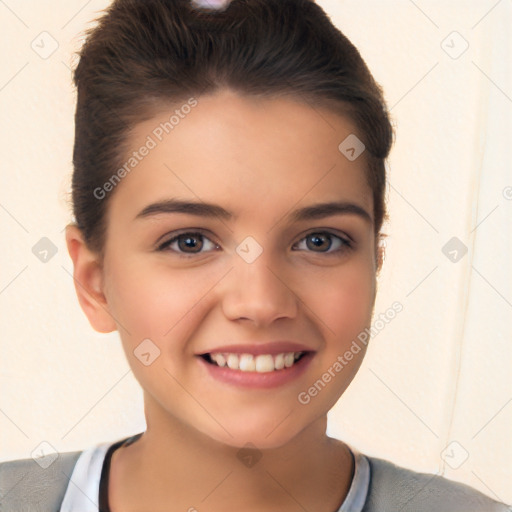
[376,236,386,275]
[64,223,117,333]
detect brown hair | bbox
[71,0,394,259]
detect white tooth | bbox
[255,354,275,373]
[227,353,239,370]
[214,353,226,367]
[239,354,256,372]
[219,352,301,372]
[284,352,295,368]
[274,353,285,370]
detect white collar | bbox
[340,447,371,512]
[60,437,370,512]
[60,440,112,511]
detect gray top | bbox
[0,438,509,511]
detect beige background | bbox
[1,0,511,505]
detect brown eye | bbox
[306,233,331,251]
[176,234,203,253]
[158,231,218,256]
[293,231,352,254]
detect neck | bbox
[109,395,354,512]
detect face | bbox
[71,89,380,449]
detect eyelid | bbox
[156,227,214,246]
[297,227,354,244]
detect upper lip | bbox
[197,341,316,356]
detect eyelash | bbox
[157,229,353,258]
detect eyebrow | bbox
[134,198,372,224]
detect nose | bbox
[221,252,298,328]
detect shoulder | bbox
[0,450,82,511]
[362,454,510,512]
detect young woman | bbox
[0,1,509,511]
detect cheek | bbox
[311,262,376,339]
[104,258,220,341]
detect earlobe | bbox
[64,223,117,334]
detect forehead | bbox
[108,89,373,224]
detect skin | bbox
[65,88,384,512]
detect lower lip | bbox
[197,352,315,389]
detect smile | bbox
[203,352,306,373]
[197,350,314,389]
